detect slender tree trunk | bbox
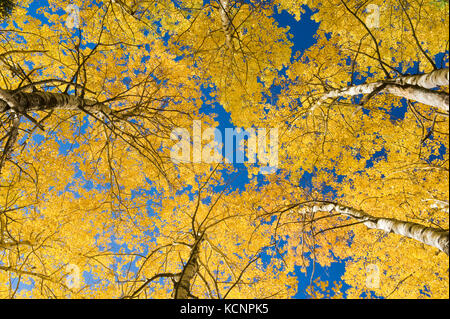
[304,202,449,255]
[0,110,19,175]
[219,0,234,49]
[0,89,107,114]
[174,237,202,299]
[313,68,449,112]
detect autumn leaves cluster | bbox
[0,0,448,298]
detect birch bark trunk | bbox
[174,239,202,299]
[0,111,19,175]
[219,0,233,49]
[0,89,107,115]
[304,202,449,255]
[313,68,449,112]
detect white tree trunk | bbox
[0,89,107,115]
[313,68,449,112]
[304,202,449,255]
[219,0,234,49]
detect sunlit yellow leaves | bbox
[0,0,448,300]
